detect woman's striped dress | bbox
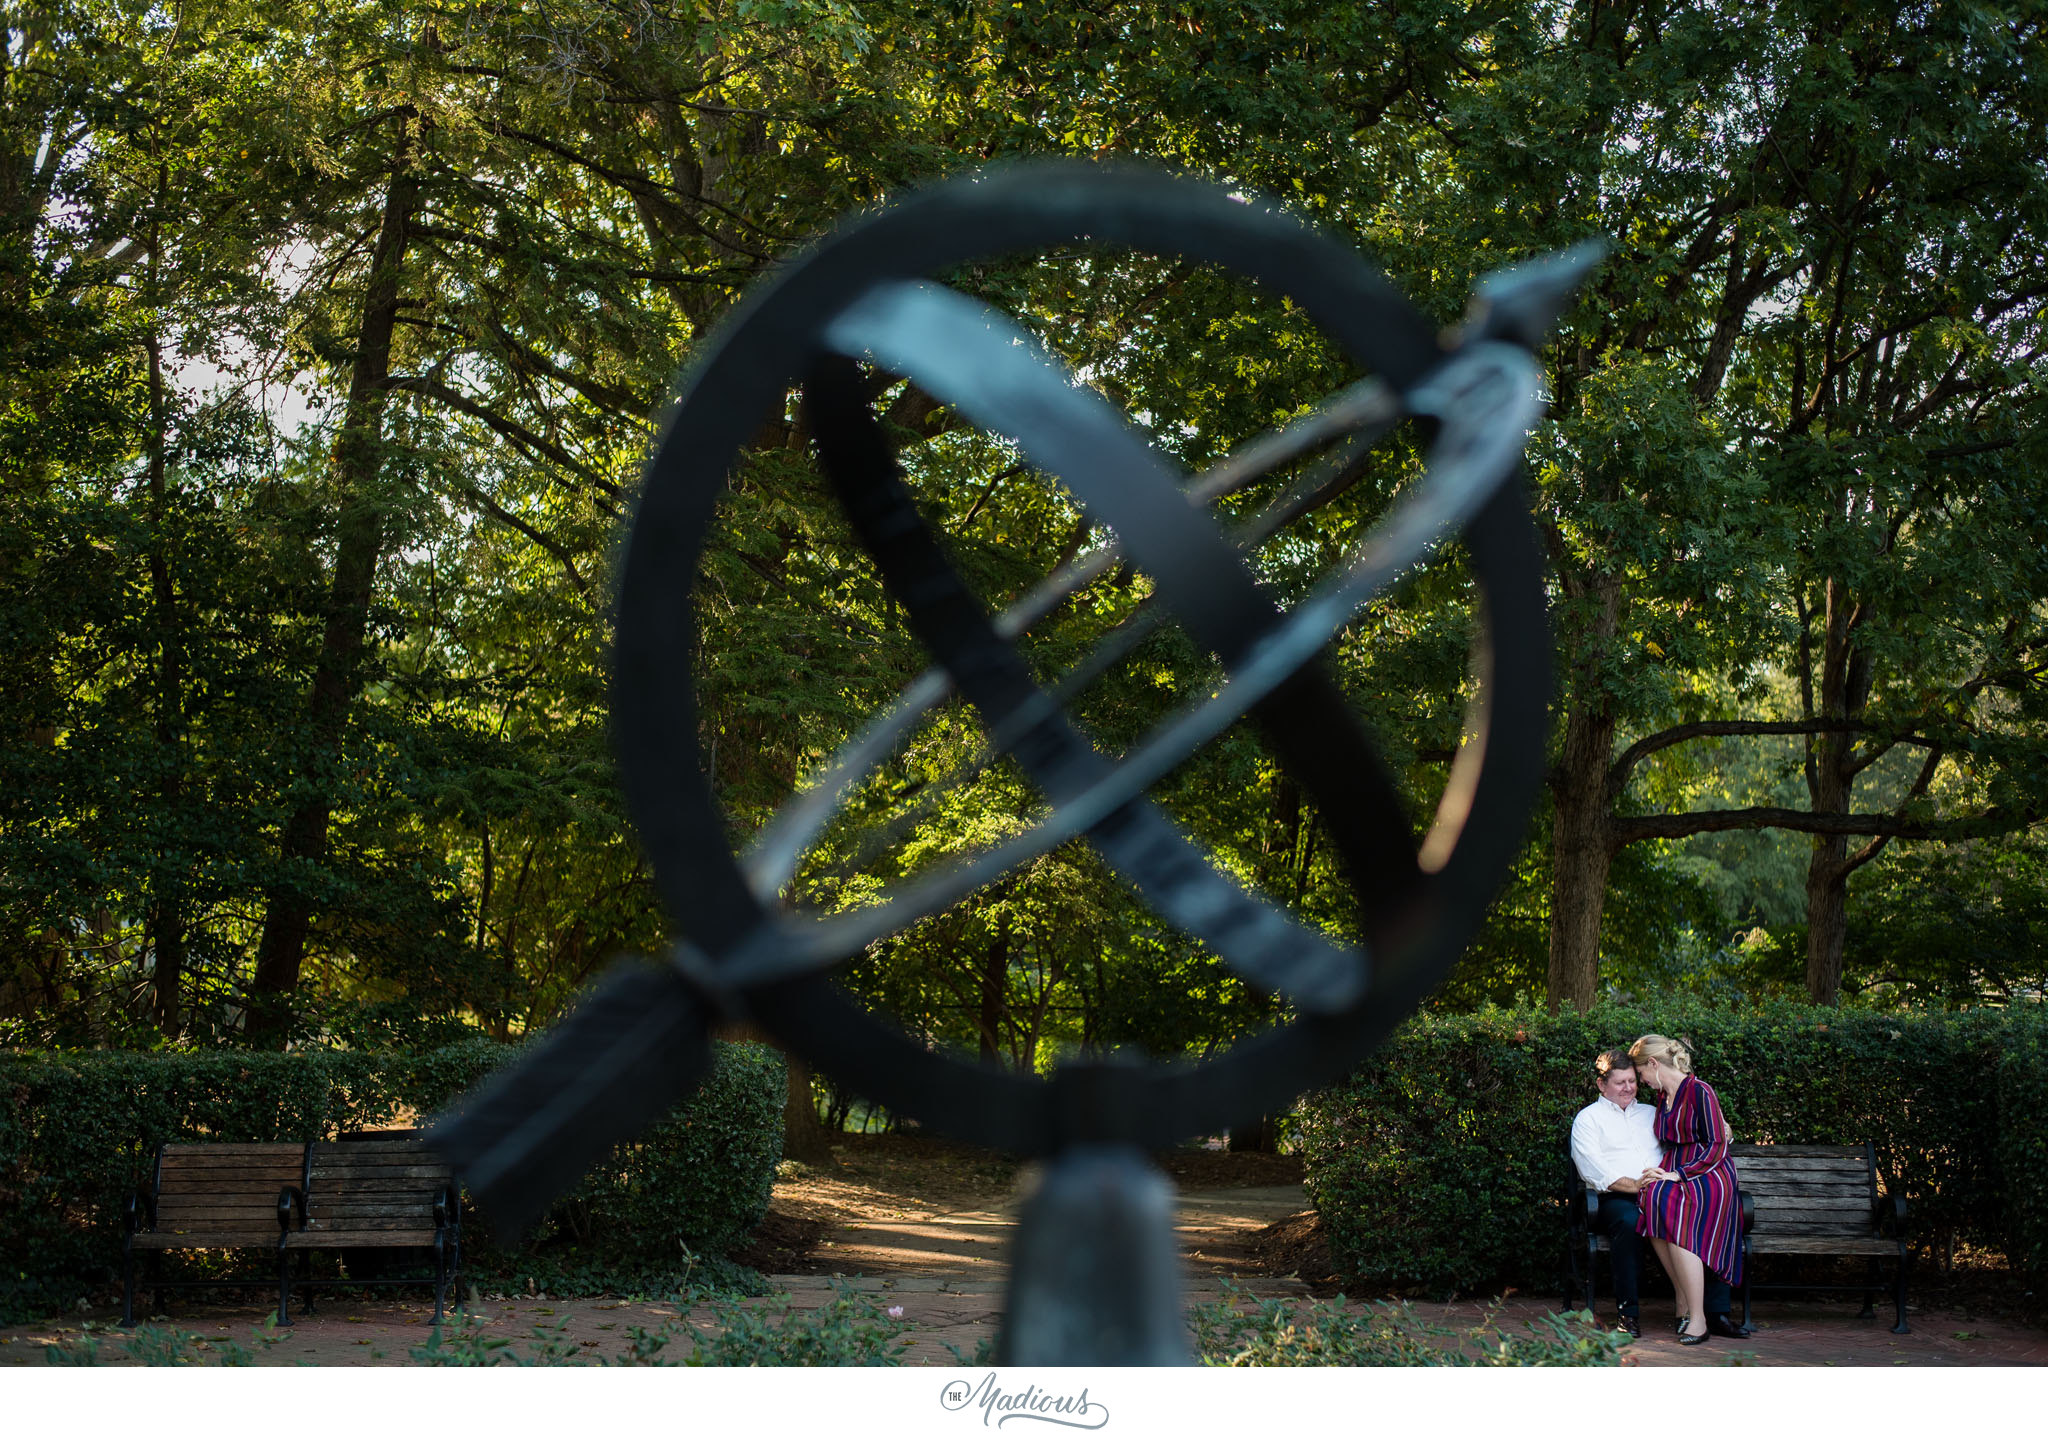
[1636,1073,1745,1286]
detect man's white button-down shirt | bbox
[1570,1095,1661,1192]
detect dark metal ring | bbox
[613,161,1552,1153]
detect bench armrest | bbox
[279,1185,306,1231]
[432,1185,459,1229]
[1875,1192,1908,1239]
[1566,1187,1598,1232]
[1738,1189,1755,1234]
[124,1188,155,1236]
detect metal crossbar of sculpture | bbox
[427,162,1598,1364]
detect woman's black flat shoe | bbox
[1678,1323,1710,1346]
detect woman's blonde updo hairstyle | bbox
[1629,1033,1694,1075]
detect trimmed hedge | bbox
[1297,1001,2047,1298]
[1998,1015,2048,1295]
[0,1038,784,1322]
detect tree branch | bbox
[385,374,624,503]
[1842,746,1945,878]
[450,483,590,594]
[1607,717,1934,793]
[1612,800,2034,846]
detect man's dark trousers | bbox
[1594,1192,1732,1317]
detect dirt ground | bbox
[737,1134,1306,1281]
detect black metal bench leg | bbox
[121,1244,138,1328]
[1891,1252,1910,1334]
[276,1243,294,1327]
[449,1231,465,1317]
[299,1249,315,1316]
[1857,1256,1877,1318]
[1741,1278,1752,1333]
[151,1252,168,1315]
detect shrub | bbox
[408,1284,916,1367]
[0,1038,784,1322]
[1189,1280,1629,1366]
[1296,1000,2040,1297]
[1996,1015,2048,1297]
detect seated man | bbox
[1569,1049,1747,1339]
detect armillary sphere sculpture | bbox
[427,161,1599,1364]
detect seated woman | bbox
[1629,1033,1745,1346]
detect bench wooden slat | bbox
[288,1230,441,1248]
[131,1232,284,1250]
[1740,1181,1871,1196]
[160,1141,301,1153]
[1751,1217,1878,1232]
[308,1164,451,1182]
[158,1184,297,1201]
[1738,1179,1870,1196]
[317,1196,450,1212]
[159,1149,303,1161]
[310,1142,438,1157]
[313,1144,437,1160]
[159,1162,304,1175]
[154,1211,288,1225]
[147,1212,289,1224]
[1749,1234,1901,1255]
[1730,1144,1870,1159]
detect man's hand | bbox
[1607,1177,1641,1195]
[1641,1166,1671,1183]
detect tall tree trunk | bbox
[1231,1115,1280,1155]
[1803,578,1860,1005]
[1546,583,1621,1012]
[144,318,185,1038]
[1803,835,1851,1004]
[782,1054,832,1163]
[977,924,1010,1066]
[247,118,421,1047]
[726,1023,832,1161]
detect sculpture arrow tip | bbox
[1462,238,1611,353]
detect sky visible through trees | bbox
[3,1,2046,1070]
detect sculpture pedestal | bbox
[998,1144,1191,1366]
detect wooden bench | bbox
[1564,1140,1910,1332]
[281,1136,463,1324]
[1734,1142,1909,1333]
[121,1142,305,1327]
